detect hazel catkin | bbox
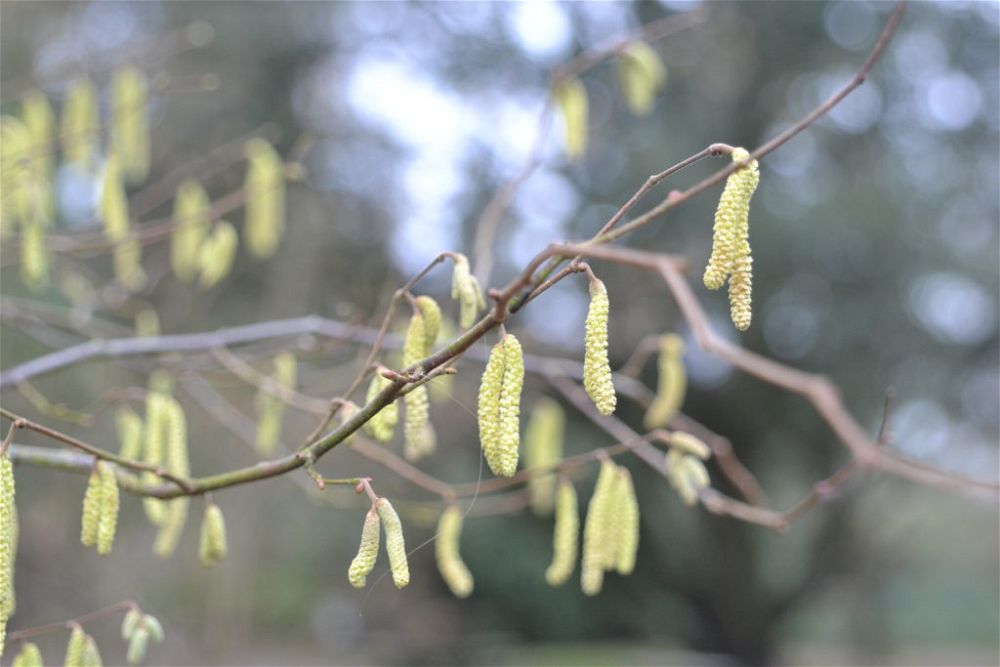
[644,334,687,429]
[348,508,380,588]
[171,179,210,283]
[153,397,190,558]
[435,506,473,598]
[363,372,398,443]
[376,499,410,589]
[11,641,42,667]
[525,398,565,516]
[96,462,120,555]
[244,138,285,259]
[450,254,486,328]
[580,461,617,596]
[199,502,228,568]
[477,334,524,478]
[583,279,616,415]
[545,480,579,587]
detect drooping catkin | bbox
[196,220,239,289]
[581,461,617,596]
[111,65,150,184]
[545,480,579,587]
[153,397,190,557]
[255,352,296,455]
[644,334,687,429]
[450,254,485,328]
[435,506,473,598]
[703,147,759,331]
[665,448,710,507]
[116,407,144,461]
[363,372,398,442]
[376,499,410,589]
[126,628,149,665]
[613,467,639,575]
[414,296,442,350]
[22,89,55,224]
[244,138,285,259]
[81,634,103,667]
[617,40,667,116]
[0,453,16,638]
[122,608,141,640]
[60,78,99,169]
[525,398,565,516]
[64,625,87,667]
[142,392,167,525]
[554,77,588,160]
[20,220,48,291]
[12,641,42,667]
[171,179,211,283]
[96,462,119,555]
[80,466,103,548]
[1,117,30,238]
[477,334,524,478]
[198,502,228,568]
[101,156,146,291]
[669,431,711,460]
[583,279,616,416]
[402,311,433,461]
[348,508,380,588]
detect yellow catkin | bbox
[64,625,87,667]
[198,502,228,568]
[122,608,141,640]
[244,138,285,259]
[142,392,167,525]
[134,308,160,337]
[101,156,146,291]
[669,431,711,460]
[617,40,667,116]
[581,461,617,596]
[376,499,410,589]
[96,462,119,555]
[545,480,579,587]
[554,78,588,160]
[583,279,616,415]
[1,453,16,639]
[60,78,99,169]
[1,117,30,238]
[644,334,687,429]
[429,318,456,402]
[450,254,485,328]
[153,397,190,557]
[19,221,48,291]
[255,353,296,455]
[80,466,103,547]
[126,627,149,665]
[477,335,524,478]
[703,147,759,331]
[114,236,147,292]
[111,65,150,184]
[22,89,55,225]
[197,220,239,289]
[81,633,103,667]
[363,372,399,443]
[614,467,639,575]
[666,449,710,507]
[12,641,42,667]
[435,506,473,598]
[402,312,433,461]
[414,296,442,350]
[348,508,381,588]
[171,179,211,282]
[116,408,144,462]
[525,397,565,516]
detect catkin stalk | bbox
[545,480,579,587]
[583,279,616,415]
[348,508,380,588]
[435,506,473,598]
[376,499,409,589]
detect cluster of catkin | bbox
[665,432,712,506]
[580,461,640,595]
[120,608,165,665]
[80,461,120,556]
[704,147,760,331]
[347,498,409,590]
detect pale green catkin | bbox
[1,117,30,236]
[669,431,711,460]
[376,499,410,589]
[554,77,588,160]
[121,608,141,640]
[1,453,16,648]
[153,397,190,557]
[125,628,149,665]
[435,506,473,598]
[96,462,120,555]
[402,311,434,461]
[364,372,398,443]
[12,641,42,667]
[581,461,617,596]
[583,279,616,415]
[199,502,228,568]
[61,78,99,169]
[255,352,296,455]
[644,334,687,429]
[142,392,167,525]
[111,65,150,184]
[80,466,102,547]
[20,220,48,291]
[703,147,759,331]
[665,449,710,507]
[614,467,639,575]
[617,40,667,116]
[348,508,381,588]
[116,408,144,461]
[477,335,524,478]
[22,89,55,225]
[141,614,164,643]
[525,397,565,516]
[196,220,239,289]
[244,138,285,259]
[134,308,160,337]
[64,625,87,667]
[81,634,102,667]
[414,296,442,350]
[101,156,146,291]
[450,254,485,328]
[171,179,211,283]
[545,480,579,587]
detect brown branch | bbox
[6,600,139,642]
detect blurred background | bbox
[1,1,997,665]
